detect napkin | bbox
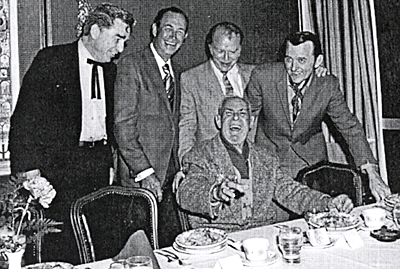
[343,229,364,249]
[213,255,244,269]
[113,229,160,269]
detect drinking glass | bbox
[278,226,303,263]
[126,256,153,269]
[393,203,400,229]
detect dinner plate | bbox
[241,251,279,267]
[307,212,361,231]
[23,262,74,269]
[175,228,228,250]
[173,241,227,254]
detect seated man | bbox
[176,97,353,231]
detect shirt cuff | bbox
[135,168,155,182]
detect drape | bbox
[298,0,387,183]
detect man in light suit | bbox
[9,3,134,263]
[246,31,390,201]
[114,7,188,247]
[178,22,255,164]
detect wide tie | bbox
[222,71,234,96]
[290,83,304,122]
[162,64,174,108]
[87,59,103,99]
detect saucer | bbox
[303,239,336,249]
[241,251,279,267]
[359,222,385,231]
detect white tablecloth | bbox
[75,204,400,269]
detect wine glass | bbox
[126,256,153,269]
[393,203,400,229]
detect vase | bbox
[4,248,25,269]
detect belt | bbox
[78,139,107,148]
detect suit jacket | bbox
[246,61,377,178]
[178,60,255,162]
[176,135,331,231]
[114,46,182,186]
[9,41,116,175]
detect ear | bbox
[215,115,222,130]
[249,115,255,130]
[314,54,324,69]
[151,23,158,38]
[90,24,101,40]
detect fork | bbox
[154,249,190,265]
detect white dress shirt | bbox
[210,60,244,98]
[78,40,107,142]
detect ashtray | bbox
[370,226,400,242]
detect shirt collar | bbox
[287,73,313,91]
[78,39,97,63]
[210,60,239,78]
[150,43,172,69]
[220,133,249,160]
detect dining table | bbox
[74,203,400,269]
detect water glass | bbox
[393,203,400,229]
[126,256,153,269]
[278,226,303,263]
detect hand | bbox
[314,65,329,77]
[141,174,163,202]
[213,181,247,203]
[361,163,391,201]
[328,194,354,213]
[172,171,186,193]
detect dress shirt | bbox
[78,40,107,142]
[150,43,174,81]
[210,61,244,97]
[287,74,313,123]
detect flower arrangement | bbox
[0,169,62,262]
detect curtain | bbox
[298,0,387,183]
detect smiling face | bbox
[216,98,254,149]
[209,29,241,73]
[152,11,187,61]
[90,18,131,62]
[284,40,323,84]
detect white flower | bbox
[22,176,56,208]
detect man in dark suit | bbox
[9,3,135,264]
[246,31,390,201]
[114,7,188,247]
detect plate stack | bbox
[384,193,400,221]
[173,228,228,254]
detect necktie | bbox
[87,59,103,99]
[222,71,234,96]
[162,64,174,107]
[290,83,303,122]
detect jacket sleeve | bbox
[114,56,152,185]
[272,159,331,215]
[178,72,198,164]
[326,79,377,167]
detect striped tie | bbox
[222,71,234,96]
[291,84,303,122]
[162,64,174,107]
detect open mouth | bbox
[229,125,242,132]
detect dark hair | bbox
[205,22,244,58]
[150,6,189,40]
[279,31,322,61]
[218,96,251,119]
[81,3,135,37]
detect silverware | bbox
[154,249,190,265]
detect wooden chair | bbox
[70,186,158,264]
[295,161,364,206]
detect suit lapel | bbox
[276,71,292,128]
[144,47,173,114]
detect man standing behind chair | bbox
[114,7,188,246]
[9,3,134,263]
[178,22,255,164]
[246,31,390,201]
